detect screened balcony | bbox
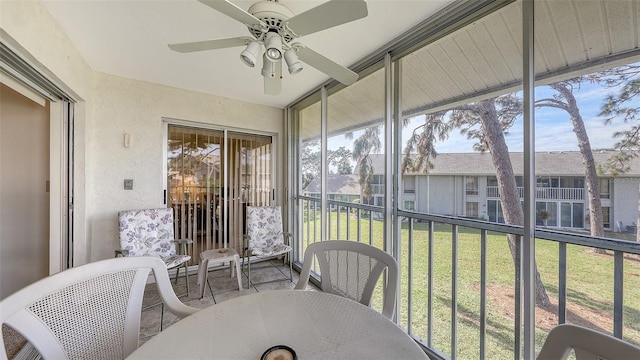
[287,0,640,358]
[3,0,640,359]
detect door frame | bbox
[162,117,278,254]
[0,78,73,277]
[49,100,73,273]
[1,36,76,274]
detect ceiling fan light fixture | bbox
[263,32,282,62]
[284,49,303,75]
[240,41,261,67]
[169,0,369,94]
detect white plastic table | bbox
[197,248,242,299]
[127,290,429,359]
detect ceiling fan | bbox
[168,0,368,95]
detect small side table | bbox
[197,248,243,299]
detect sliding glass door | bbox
[225,131,274,252]
[167,124,273,262]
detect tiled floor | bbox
[139,259,313,342]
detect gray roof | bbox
[368,151,640,177]
[304,174,361,195]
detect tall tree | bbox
[301,141,354,188]
[401,111,450,173]
[301,139,321,189]
[403,95,551,307]
[328,147,354,175]
[536,80,605,253]
[453,97,550,307]
[348,127,382,199]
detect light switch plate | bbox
[124,179,133,190]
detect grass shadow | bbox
[435,295,516,355]
[543,284,640,335]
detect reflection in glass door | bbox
[167,125,273,263]
[226,131,273,252]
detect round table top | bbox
[128,290,429,359]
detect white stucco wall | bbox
[416,175,459,216]
[88,73,283,261]
[612,177,640,230]
[0,1,93,99]
[1,0,93,268]
[1,0,284,265]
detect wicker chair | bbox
[537,323,640,359]
[294,240,399,319]
[0,257,199,360]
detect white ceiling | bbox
[42,0,453,109]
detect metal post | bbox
[613,251,624,338]
[336,207,341,238]
[514,236,522,360]
[451,224,459,360]
[522,0,536,358]
[223,130,229,249]
[393,56,403,324]
[558,243,567,324]
[480,230,487,360]
[357,208,362,242]
[408,218,414,333]
[346,206,351,240]
[428,220,434,347]
[369,211,374,246]
[320,87,328,243]
[384,53,393,257]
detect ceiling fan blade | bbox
[198,0,265,27]
[285,0,368,37]
[263,57,282,95]
[296,46,358,86]
[168,37,253,53]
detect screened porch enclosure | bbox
[288,0,640,359]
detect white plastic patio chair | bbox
[116,208,192,296]
[243,206,293,288]
[0,256,199,360]
[537,323,640,359]
[294,240,399,319]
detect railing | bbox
[486,186,585,200]
[169,184,274,264]
[296,196,640,359]
[297,196,384,260]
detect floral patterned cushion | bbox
[246,206,291,256]
[162,254,191,269]
[250,243,292,257]
[118,208,191,266]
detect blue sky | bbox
[429,81,634,153]
[328,80,635,155]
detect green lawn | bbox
[302,211,640,359]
